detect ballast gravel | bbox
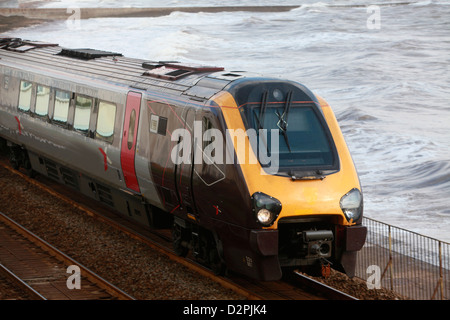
[0,165,243,300]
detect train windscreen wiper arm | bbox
[258,90,269,130]
[276,91,293,152]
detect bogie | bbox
[172,217,226,275]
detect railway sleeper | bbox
[172,217,225,276]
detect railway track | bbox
[0,211,134,300]
[0,158,357,300]
[0,263,46,300]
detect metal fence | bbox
[355,217,450,300]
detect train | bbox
[0,37,367,281]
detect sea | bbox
[1,0,449,242]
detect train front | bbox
[217,78,367,280]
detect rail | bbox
[291,271,358,300]
[0,263,47,300]
[0,211,135,300]
[355,217,450,300]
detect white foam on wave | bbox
[5,0,450,242]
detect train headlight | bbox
[340,188,363,223]
[252,192,282,227]
[256,209,272,225]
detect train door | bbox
[174,107,197,216]
[120,91,141,193]
[192,111,226,218]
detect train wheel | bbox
[172,223,189,257]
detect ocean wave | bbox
[336,107,379,123]
[5,0,449,241]
[391,160,450,191]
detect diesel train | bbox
[0,37,366,281]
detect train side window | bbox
[95,101,116,143]
[35,85,50,117]
[18,80,33,112]
[73,95,93,132]
[127,109,136,150]
[53,90,70,123]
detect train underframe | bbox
[169,212,366,281]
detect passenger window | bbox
[73,95,92,132]
[95,101,116,143]
[127,109,136,150]
[35,85,50,116]
[53,90,70,123]
[18,80,32,112]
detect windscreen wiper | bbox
[276,91,293,152]
[258,90,269,130]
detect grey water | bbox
[2,0,449,241]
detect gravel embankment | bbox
[0,165,244,300]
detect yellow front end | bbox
[216,91,360,227]
[214,90,366,277]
